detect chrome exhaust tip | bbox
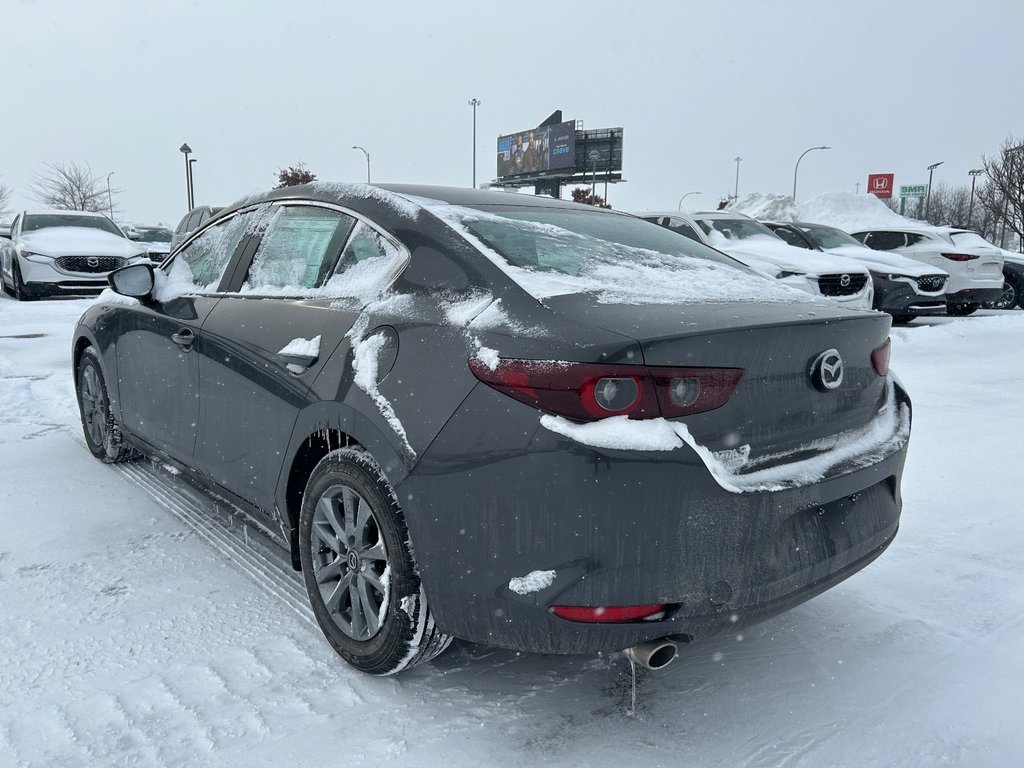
[625,639,678,671]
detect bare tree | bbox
[978,135,1024,248]
[570,187,611,208]
[29,162,118,215]
[0,180,11,217]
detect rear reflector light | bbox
[468,358,744,422]
[550,604,666,623]
[871,338,891,376]
[941,252,979,262]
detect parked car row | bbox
[639,210,1012,320]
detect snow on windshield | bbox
[433,205,809,305]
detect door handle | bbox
[171,327,195,351]
[278,351,318,373]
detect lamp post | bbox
[967,168,984,225]
[179,143,192,210]
[588,150,601,198]
[188,159,197,209]
[677,192,701,210]
[105,171,114,220]
[467,98,481,189]
[925,161,943,220]
[352,146,370,183]
[733,156,742,200]
[792,145,830,200]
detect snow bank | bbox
[728,192,801,222]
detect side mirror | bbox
[109,263,154,299]
[126,231,141,241]
[0,226,10,239]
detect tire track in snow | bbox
[114,461,314,627]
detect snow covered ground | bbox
[1,294,1022,768]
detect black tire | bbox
[1011,273,1024,310]
[299,448,452,675]
[12,261,30,301]
[947,302,978,317]
[75,346,136,463]
[984,272,1018,310]
[890,314,915,325]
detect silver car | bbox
[0,210,148,300]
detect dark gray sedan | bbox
[73,184,911,675]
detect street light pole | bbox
[352,146,370,183]
[792,145,830,200]
[179,143,192,210]
[677,192,701,210]
[188,159,197,209]
[467,98,481,189]
[106,172,114,220]
[734,156,742,200]
[967,168,984,225]
[925,161,944,220]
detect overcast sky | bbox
[4,0,1023,224]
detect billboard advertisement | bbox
[497,120,576,178]
[867,173,894,199]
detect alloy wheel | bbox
[79,364,108,448]
[310,484,390,641]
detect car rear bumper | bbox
[947,286,1003,305]
[400,380,910,655]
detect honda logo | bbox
[872,177,889,190]
[811,349,844,391]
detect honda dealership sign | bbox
[867,173,894,199]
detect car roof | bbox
[849,226,941,234]
[22,209,110,218]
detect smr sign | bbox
[867,173,894,199]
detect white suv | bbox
[640,211,874,310]
[851,227,1004,316]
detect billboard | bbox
[497,120,576,178]
[867,173,894,199]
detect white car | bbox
[933,228,1022,311]
[850,227,1004,316]
[764,221,949,323]
[639,211,874,310]
[0,210,149,300]
[127,225,173,260]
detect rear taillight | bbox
[871,339,891,376]
[550,604,667,623]
[941,252,980,262]
[468,358,744,422]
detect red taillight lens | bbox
[550,604,666,623]
[871,338,891,376]
[941,252,980,262]
[469,358,744,422]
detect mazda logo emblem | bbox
[811,348,844,391]
[840,273,851,288]
[87,257,100,268]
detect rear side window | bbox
[904,233,926,246]
[243,206,356,291]
[328,221,408,291]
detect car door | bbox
[192,202,401,513]
[114,208,258,461]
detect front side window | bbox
[772,226,812,249]
[866,231,906,251]
[243,206,356,291]
[173,208,260,290]
[798,224,864,249]
[665,217,703,243]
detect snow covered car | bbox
[930,229,1023,311]
[72,184,911,675]
[170,205,223,251]
[639,211,874,310]
[0,210,149,300]
[850,227,1003,316]
[764,221,948,322]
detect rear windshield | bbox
[798,223,864,249]
[948,231,995,250]
[461,208,747,273]
[23,214,124,237]
[437,205,809,305]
